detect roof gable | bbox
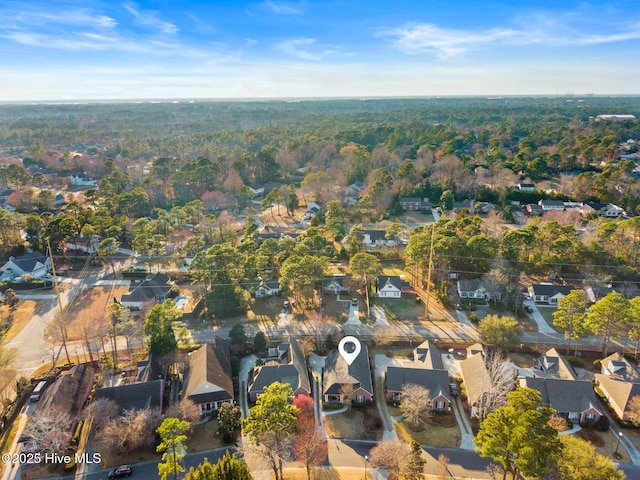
[323,344,372,396]
[185,339,234,401]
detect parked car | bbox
[108,465,132,478]
[449,383,459,396]
[524,305,534,313]
[455,303,464,311]
[283,300,290,311]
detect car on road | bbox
[449,383,459,396]
[108,465,132,478]
[455,303,464,311]
[524,305,534,313]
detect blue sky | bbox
[1,0,639,100]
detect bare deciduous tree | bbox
[307,312,334,351]
[83,398,119,430]
[400,384,432,430]
[103,407,163,452]
[166,398,201,424]
[627,395,640,426]
[24,407,74,455]
[477,351,513,419]
[437,454,451,480]
[369,439,410,480]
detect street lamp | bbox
[615,431,624,458]
[364,454,368,479]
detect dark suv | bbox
[108,465,133,478]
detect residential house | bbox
[251,279,282,298]
[517,183,536,191]
[303,202,321,222]
[65,235,99,254]
[0,250,51,281]
[385,339,451,412]
[69,172,97,187]
[581,202,625,218]
[323,276,350,295]
[528,284,575,304]
[120,273,173,311]
[413,339,444,369]
[599,352,640,382]
[534,348,577,380]
[184,339,234,415]
[459,350,497,418]
[53,193,67,207]
[399,197,429,211]
[248,337,311,402]
[344,182,365,205]
[453,200,472,212]
[539,199,565,211]
[377,275,402,298]
[362,230,395,248]
[94,380,164,413]
[525,203,543,216]
[594,365,640,422]
[37,362,99,417]
[457,278,500,301]
[519,377,602,424]
[386,367,451,412]
[323,342,373,404]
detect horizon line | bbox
[2,93,640,106]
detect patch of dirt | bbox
[577,429,605,447]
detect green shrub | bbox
[595,416,610,431]
[323,401,344,410]
[72,420,83,445]
[593,359,602,371]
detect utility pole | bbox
[424,222,436,319]
[46,237,72,365]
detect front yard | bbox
[1,299,46,341]
[395,414,461,448]
[375,298,424,323]
[323,408,383,441]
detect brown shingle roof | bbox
[185,338,234,403]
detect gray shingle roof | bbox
[520,377,601,416]
[457,278,486,293]
[249,337,310,395]
[94,379,164,413]
[121,273,172,304]
[413,339,444,369]
[323,343,372,396]
[601,352,640,382]
[595,374,640,418]
[536,348,577,380]
[5,251,48,273]
[386,367,450,402]
[530,284,575,297]
[378,275,402,291]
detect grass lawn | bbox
[280,468,374,480]
[186,418,225,452]
[323,409,382,441]
[376,298,424,323]
[575,429,631,464]
[53,285,130,341]
[94,439,160,469]
[536,306,556,327]
[508,352,536,368]
[1,300,46,341]
[247,297,283,325]
[395,415,460,448]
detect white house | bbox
[65,235,99,254]
[69,172,97,187]
[457,278,500,300]
[120,273,173,310]
[362,230,395,248]
[517,183,536,191]
[528,284,575,304]
[539,200,565,211]
[251,279,281,298]
[377,275,402,298]
[0,251,51,280]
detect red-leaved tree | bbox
[292,396,327,480]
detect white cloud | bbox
[260,1,304,16]
[379,19,640,58]
[277,37,340,60]
[124,2,178,35]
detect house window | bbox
[356,395,365,403]
[585,413,596,421]
[436,401,445,409]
